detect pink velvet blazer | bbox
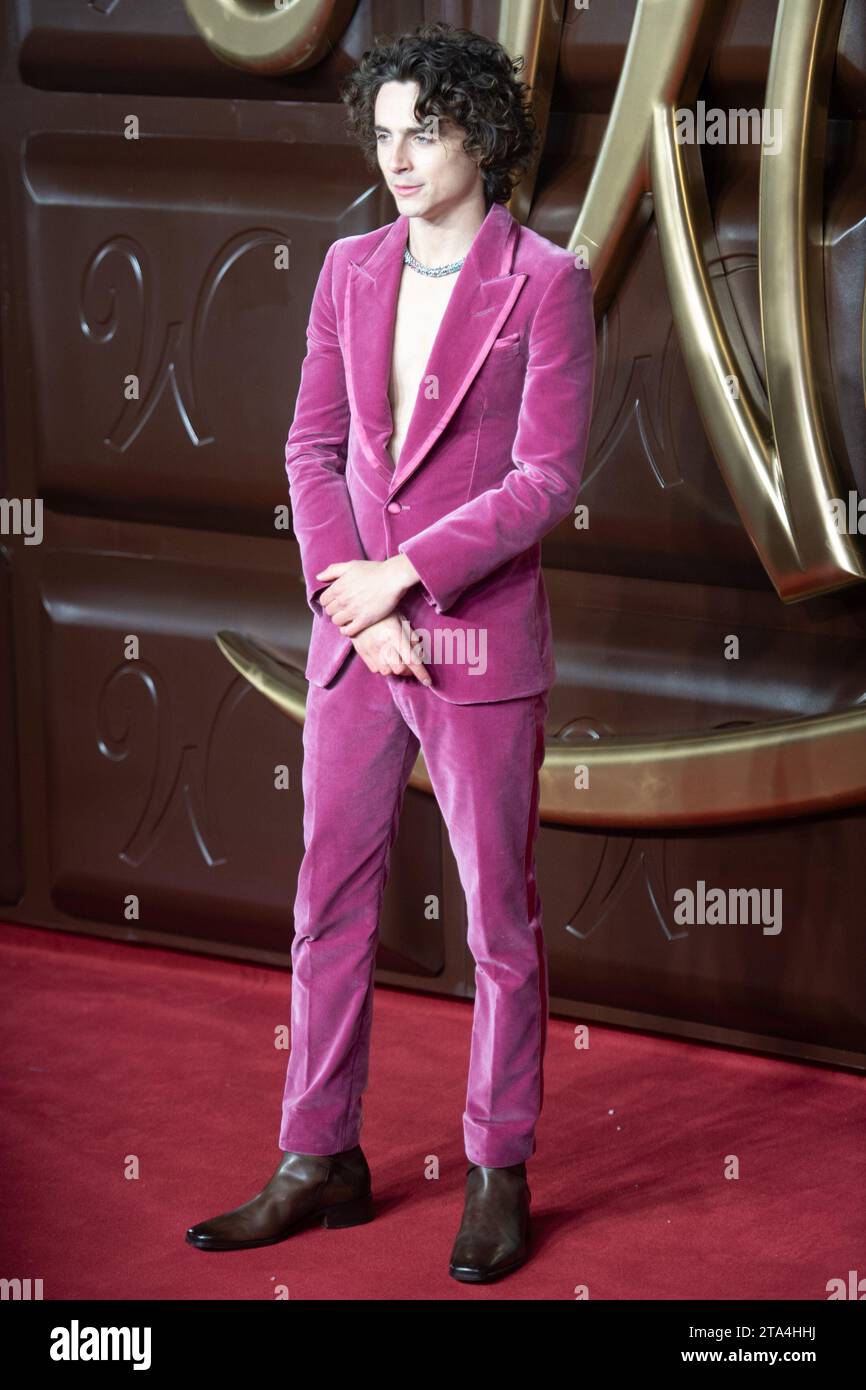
[284,198,596,703]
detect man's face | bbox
[373,79,483,220]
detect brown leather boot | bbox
[185,1145,374,1251]
[448,1160,531,1282]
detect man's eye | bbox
[415,134,433,145]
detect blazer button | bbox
[386,501,402,514]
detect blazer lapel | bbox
[344,201,527,497]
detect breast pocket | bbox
[478,334,526,415]
[490,331,522,356]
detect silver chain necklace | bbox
[403,245,465,277]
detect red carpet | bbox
[1,921,862,1300]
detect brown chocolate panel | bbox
[1,0,864,1072]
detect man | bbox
[187,20,595,1282]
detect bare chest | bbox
[386,269,458,469]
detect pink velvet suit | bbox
[280,200,596,1166]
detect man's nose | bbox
[388,141,411,171]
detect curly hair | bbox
[338,21,540,207]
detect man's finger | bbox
[398,630,430,684]
[397,629,420,663]
[408,658,432,686]
[390,640,414,675]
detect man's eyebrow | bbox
[373,121,442,134]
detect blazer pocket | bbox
[490,331,522,354]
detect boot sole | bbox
[448,1249,528,1283]
[185,1192,375,1252]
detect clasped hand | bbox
[316,557,411,637]
[316,557,430,685]
[350,614,431,684]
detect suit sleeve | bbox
[396,257,596,615]
[285,240,367,615]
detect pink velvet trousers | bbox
[279,649,549,1168]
